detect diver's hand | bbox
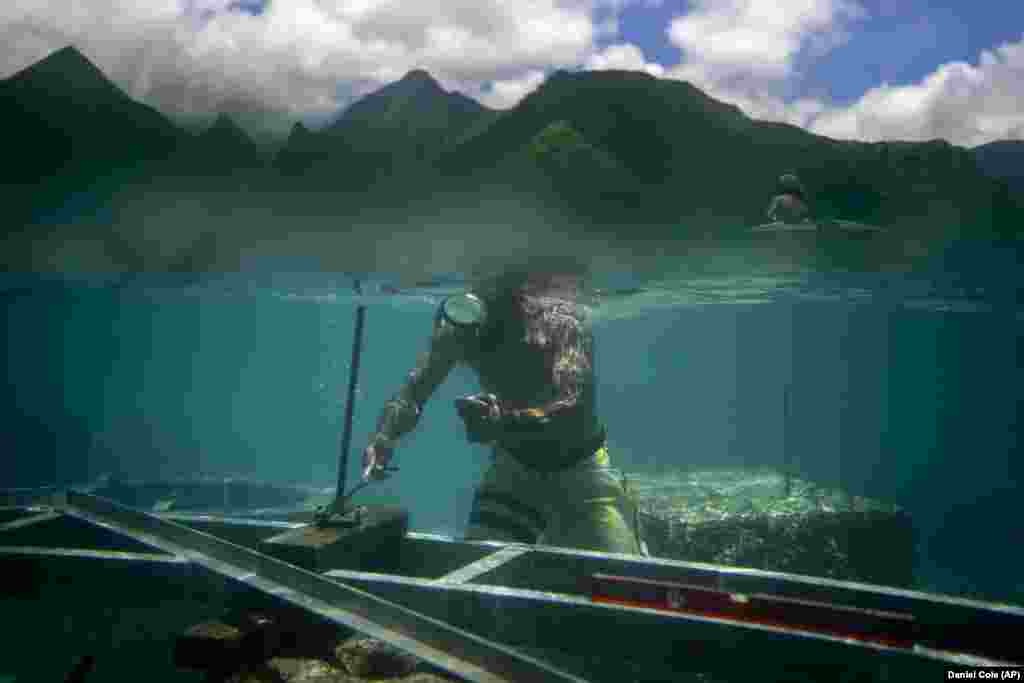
[455,393,501,420]
[362,441,395,482]
[455,393,502,444]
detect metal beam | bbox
[471,540,1024,623]
[0,545,188,564]
[440,546,531,585]
[157,513,306,549]
[156,513,304,530]
[0,510,62,532]
[61,491,586,683]
[418,538,1024,667]
[323,567,1013,682]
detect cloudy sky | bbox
[2,0,1022,146]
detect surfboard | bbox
[750,219,884,234]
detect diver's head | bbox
[777,173,807,199]
[470,255,588,302]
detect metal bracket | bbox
[314,504,366,529]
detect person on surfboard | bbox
[765,173,812,225]
[361,264,644,555]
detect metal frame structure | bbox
[2,492,584,683]
[3,489,1023,682]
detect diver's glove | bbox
[362,440,398,481]
[455,393,503,444]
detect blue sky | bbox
[1,0,1022,145]
[780,1,1022,103]
[614,1,1024,105]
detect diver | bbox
[765,173,812,225]
[361,267,644,555]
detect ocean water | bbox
[2,237,1021,611]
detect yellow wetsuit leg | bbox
[464,445,642,555]
[539,446,642,555]
[464,450,547,543]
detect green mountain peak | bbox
[401,69,437,85]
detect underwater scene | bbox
[3,7,1024,679]
[3,241,1022,681]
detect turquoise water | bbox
[3,239,1021,608]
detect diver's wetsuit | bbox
[367,286,642,554]
[766,193,811,224]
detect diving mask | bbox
[439,292,487,328]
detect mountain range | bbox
[1,46,184,228]
[2,46,1021,272]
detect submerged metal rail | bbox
[0,509,62,532]
[58,491,586,683]
[322,538,1024,680]
[10,492,1024,681]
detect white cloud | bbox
[667,0,865,83]
[585,43,664,77]
[662,1,1024,146]
[661,0,864,132]
[809,38,1024,146]
[667,32,1024,148]
[667,60,829,130]
[0,0,603,134]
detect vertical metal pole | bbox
[783,384,792,497]
[336,281,366,506]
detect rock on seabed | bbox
[630,467,915,588]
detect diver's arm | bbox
[797,196,812,222]
[766,195,782,221]
[369,316,461,448]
